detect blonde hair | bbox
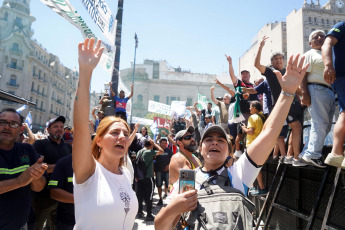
[91,116,130,167]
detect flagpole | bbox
[129,33,138,125]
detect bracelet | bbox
[281,91,295,97]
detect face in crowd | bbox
[201,131,229,168]
[207,103,212,110]
[241,70,250,83]
[309,31,325,50]
[223,94,231,104]
[0,111,24,146]
[179,132,197,153]
[159,139,168,149]
[119,90,125,99]
[48,121,64,140]
[271,54,284,70]
[141,126,147,136]
[98,111,105,120]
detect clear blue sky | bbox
[20,0,329,92]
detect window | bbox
[8,91,15,95]
[12,43,19,52]
[15,17,22,26]
[31,82,34,90]
[137,94,143,103]
[41,101,43,109]
[321,19,324,24]
[327,19,329,24]
[166,96,169,105]
[154,95,160,102]
[187,97,193,106]
[170,96,176,102]
[314,18,317,24]
[3,12,8,21]
[10,59,17,69]
[9,75,17,86]
[308,17,311,22]
[37,85,40,93]
[33,66,36,76]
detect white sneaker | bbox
[234,150,243,158]
[283,156,293,164]
[292,159,307,167]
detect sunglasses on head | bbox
[181,134,194,140]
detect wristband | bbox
[281,91,295,97]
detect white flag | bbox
[25,112,32,129]
[16,105,27,114]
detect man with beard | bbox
[33,116,72,230]
[169,126,202,186]
[0,108,47,230]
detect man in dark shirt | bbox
[254,36,305,167]
[0,108,47,230]
[136,139,163,222]
[48,155,74,230]
[322,21,345,168]
[33,116,72,230]
[154,138,173,205]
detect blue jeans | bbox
[301,84,335,159]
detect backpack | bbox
[257,113,267,124]
[134,150,152,181]
[182,169,255,230]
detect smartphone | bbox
[179,169,196,193]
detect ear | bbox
[95,136,102,148]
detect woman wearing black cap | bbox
[155,54,309,230]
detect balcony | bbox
[9,48,22,56]
[33,72,38,78]
[6,82,19,88]
[7,64,23,71]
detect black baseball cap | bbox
[47,116,65,128]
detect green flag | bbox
[197,93,208,110]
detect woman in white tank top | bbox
[72,38,138,230]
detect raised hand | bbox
[224,54,232,64]
[260,36,269,48]
[274,54,309,95]
[78,38,104,73]
[211,85,215,91]
[161,130,167,136]
[324,65,336,84]
[130,84,134,88]
[109,81,112,87]
[215,78,221,85]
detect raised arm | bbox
[129,123,140,145]
[193,102,200,113]
[241,87,258,94]
[128,84,134,99]
[255,36,269,74]
[210,86,219,105]
[151,140,164,155]
[225,54,238,86]
[23,122,36,145]
[109,82,116,97]
[73,38,104,184]
[91,106,98,121]
[322,35,338,85]
[247,54,309,165]
[215,78,235,97]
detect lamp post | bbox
[129,33,138,125]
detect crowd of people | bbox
[0,21,344,230]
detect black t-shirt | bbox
[155,147,173,172]
[48,155,75,225]
[0,143,40,230]
[173,121,186,133]
[234,79,257,114]
[33,137,72,197]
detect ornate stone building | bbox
[0,0,78,131]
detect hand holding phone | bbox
[179,169,196,193]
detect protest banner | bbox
[148,101,171,116]
[131,117,153,126]
[80,0,116,44]
[153,117,171,129]
[197,93,208,110]
[170,101,186,119]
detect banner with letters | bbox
[80,0,116,44]
[148,101,171,116]
[131,117,153,126]
[197,93,208,110]
[39,0,115,74]
[153,117,171,129]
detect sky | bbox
[13,0,329,92]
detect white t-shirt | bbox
[304,49,330,86]
[168,153,261,201]
[73,161,138,230]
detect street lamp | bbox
[129,33,138,125]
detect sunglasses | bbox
[181,134,195,140]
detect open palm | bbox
[78,38,104,72]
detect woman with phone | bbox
[155,54,309,229]
[72,38,138,229]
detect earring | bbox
[99,147,101,153]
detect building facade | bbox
[0,0,78,131]
[121,59,231,119]
[239,0,345,82]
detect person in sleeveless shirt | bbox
[72,38,138,230]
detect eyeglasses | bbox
[181,134,195,140]
[0,120,20,129]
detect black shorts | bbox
[286,100,303,124]
[279,125,289,137]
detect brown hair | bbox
[91,116,130,167]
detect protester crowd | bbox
[0,21,344,230]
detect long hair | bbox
[91,116,130,167]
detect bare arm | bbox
[73,38,104,184]
[241,87,258,94]
[91,106,98,121]
[210,86,219,105]
[109,82,115,97]
[255,36,269,74]
[215,78,235,97]
[129,123,140,145]
[322,36,338,84]
[247,55,309,165]
[241,126,254,135]
[152,140,164,155]
[193,102,200,113]
[225,54,239,85]
[50,189,74,204]
[128,84,134,99]
[23,123,36,145]
[299,72,311,107]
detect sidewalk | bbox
[133,191,166,230]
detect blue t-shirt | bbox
[0,143,40,230]
[255,80,273,115]
[114,96,129,113]
[48,155,75,225]
[327,21,345,77]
